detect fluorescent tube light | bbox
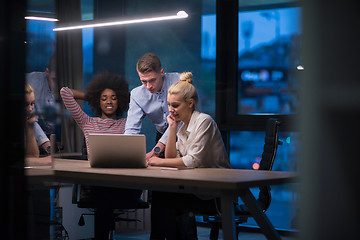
[53,10,188,32]
[25,16,59,22]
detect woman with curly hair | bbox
[60,71,141,239]
[60,71,130,156]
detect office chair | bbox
[72,184,149,239]
[202,118,282,240]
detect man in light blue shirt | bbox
[124,53,180,160]
[26,54,57,154]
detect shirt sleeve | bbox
[33,121,49,146]
[159,121,183,145]
[158,127,168,145]
[60,87,90,129]
[181,117,216,168]
[124,93,145,135]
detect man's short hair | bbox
[136,53,162,73]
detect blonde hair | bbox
[168,72,198,110]
[25,82,34,95]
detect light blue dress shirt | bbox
[124,72,180,144]
[26,72,55,145]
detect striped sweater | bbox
[60,87,126,157]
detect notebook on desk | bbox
[88,134,147,168]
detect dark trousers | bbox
[149,191,220,240]
[150,192,198,240]
[79,186,142,240]
[27,189,50,240]
[152,131,196,239]
[150,132,203,239]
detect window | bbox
[201,12,216,117]
[81,0,94,116]
[26,0,56,72]
[223,1,302,230]
[238,7,302,115]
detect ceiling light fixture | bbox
[25,16,59,22]
[297,65,304,71]
[53,10,188,32]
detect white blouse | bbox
[176,111,231,168]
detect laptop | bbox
[88,134,147,168]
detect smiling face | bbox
[138,69,165,94]
[99,88,118,119]
[167,93,194,125]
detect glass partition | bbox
[25,0,58,152]
[25,0,300,235]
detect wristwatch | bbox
[153,146,161,155]
[45,146,51,155]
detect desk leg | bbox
[220,191,237,240]
[239,189,281,240]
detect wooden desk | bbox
[26,159,297,240]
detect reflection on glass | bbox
[25,7,56,165]
[238,7,302,115]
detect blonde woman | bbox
[148,72,231,239]
[148,72,231,169]
[24,82,39,157]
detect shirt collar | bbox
[185,110,199,133]
[156,76,166,95]
[156,89,164,95]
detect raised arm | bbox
[60,87,90,127]
[69,88,88,101]
[164,114,179,158]
[147,114,186,167]
[25,115,40,157]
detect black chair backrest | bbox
[257,118,281,212]
[260,118,281,171]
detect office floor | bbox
[113,226,297,240]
